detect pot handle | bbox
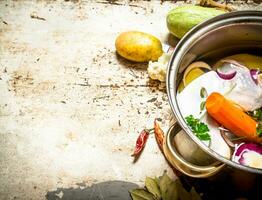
[163,122,225,178]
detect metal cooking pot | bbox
[165,11,262,178]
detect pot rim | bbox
[166,10,262,174]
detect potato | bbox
[115,31,163,62]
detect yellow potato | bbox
[115,31,163,62]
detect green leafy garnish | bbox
[185,115,211,141]
[257,123,262,137]
[247,107,262,137]
[247,107,262,122]
[130,171,202,200]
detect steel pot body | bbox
[165,11,262,178]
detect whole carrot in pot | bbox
[206,92,262,143]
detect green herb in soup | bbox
[185,115,211,141]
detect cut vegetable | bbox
[182,61,211,86]
[250,69,261,85]
[232,143,262,169]
[206,92,261,143]
[178,68,205,93]
[216,68,236,80]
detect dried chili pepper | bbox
[154,119,164,152]
[131,129,150,157]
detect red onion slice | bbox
[216,68,237,80]
[232,143,262,168]
[250,69,260,85]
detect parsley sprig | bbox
[247,107,262,137]
[185,115,211,141]
[257,123,262,138]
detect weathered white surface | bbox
[0,0,261,199]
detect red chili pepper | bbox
[154,119,164,152]
[131,129,150,157]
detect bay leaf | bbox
[165,181,179,200]
[145,177,161,200]
[158,171,173,200]
[175,179,191,200]
[130,189,155,200]
[190,187,202,200]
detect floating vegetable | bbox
[166,5,226,39]
[232,143,262,169]
[178,68,205,93]
[250,69,261,85]
[185,115,211,141]
[206,92,262,143]
[115,31,163,62]
[182,61,211,86]
[216,68,237,80]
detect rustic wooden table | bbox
[0,0,261,199]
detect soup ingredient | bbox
[130,172,202,200]
[250,69,261,85]
[200,87,208,98]
[166,5,226,39]
[178,68,205,92]
[132,129,151,158]
[206,92,262,143]
[216,68,237,80]
[232,143,262,169]
[182,61,211,86]
[214,54,262,70]
[247,107,262,122]
[177,71,231,158]
[115,31,163,62]
[185,115,211,141]
[147,52,171,82]
[154,120,164,152]
[217,61,262,111]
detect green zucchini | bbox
[166,5,226,39]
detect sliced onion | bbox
[232,143,262,168]
[183,61,211,86]
[220,129,235,148]
[250,69,260,85]
[216,68,237,80]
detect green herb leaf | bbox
[185,115,211,141]
[130,189,155,200]
[200,101,206,112]
[158,171,172,200]
[200,87,208,98]
[145,177,161,200]
[257,123,262,137]
[247,107,262,122]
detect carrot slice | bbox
[206,92,261,143]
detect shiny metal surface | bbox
[166,11,262,177]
